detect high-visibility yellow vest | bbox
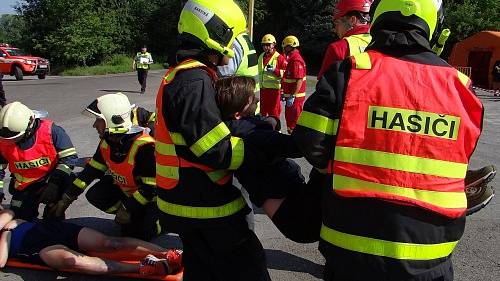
[344,33,372,56]
[135,52,152,69]
[258,51,282,90]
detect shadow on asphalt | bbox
[265,249,324,279]
[100,89,142,94]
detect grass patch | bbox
[59,54,164,76]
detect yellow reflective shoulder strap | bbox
[353,52,372,70]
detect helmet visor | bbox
[0,127,24,140]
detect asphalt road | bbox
[1,71,499,281]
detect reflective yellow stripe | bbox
[148,112,157,123]
[56,164,72,175]
[207,169,230,183]
[457,70,470,87]
[228,136,244,170]
[354,52,372,70]
[165,60,206,83]
[141,177,156,186]
[156,164,179,179]
[297,111,339,136]
[133,191,150,205]
[170,132,186,146]
[105,201,122,213]
[89,159,107,172]
[190,123,230,157]
[131,108,139,125]
[333,175,467,209]
[73,178,87,190]
[0,181,3,189]
[100,140,108,149]
[283,92,306,98]
[157,196,246,219]
[156,142,177,156]
[58,147,77,158]
[334,147,467,179]
[283,77,306,83]
[320,224,458,260]
[14,173,35,183]
[128,137,154,164]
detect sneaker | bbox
[163,249,183,274]
[466,184,495,216]
[139,254,169,276]
[465,165,496,188]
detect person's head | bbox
[141,45,147,53]
[214,76,258,120]
[82,93,134,138]
[0,101,36,143]
[177,0,247,66]
[282,35,300,55]
[261,34,277,54]
[333,0,372,38]
[369,0,444,45]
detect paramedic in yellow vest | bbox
[293,0,486,279]
[155,0,270,280]
[317,0,372,79]
[258,34,287,119]
[0,102,78,221]
[133,45,153,94]
[52,93,159,241]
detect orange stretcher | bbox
[6,259,183,280]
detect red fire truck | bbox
[0,43,50,80]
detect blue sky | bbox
[1,0,19,15]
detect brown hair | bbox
[215,76,256,120]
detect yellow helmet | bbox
[178,0,247,58]
[282,35,300,48]
[261,34,276,44]
[0,101,35,140]
[370,0,444,41]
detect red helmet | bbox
[333,0,372,20]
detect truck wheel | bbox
[13,66,23,81]
[38,73,46,79]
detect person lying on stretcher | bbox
[0,206,182,276]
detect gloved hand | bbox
[115,203,132,225]
[266,65,275,74]
[38,182,60,204]
[45,193,75,219]
[286,95,295,107]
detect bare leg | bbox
[262,198,285,219]
[39,245,138,275]
[77,227,168,260]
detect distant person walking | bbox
[133,46,153,95]
[0,56,6,107]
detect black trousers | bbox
[85,175,159,241]
[9,179,66,221]
[179,217,271,281]
[137,68,148,92]
[0,73,6,106]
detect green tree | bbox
[0,14,24,45]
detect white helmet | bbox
[0,101,35,140]
[82,93,135,134]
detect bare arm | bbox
[0,230,11,268]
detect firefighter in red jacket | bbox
[281,35,306,134]
[51,93,159,241]
[154,0,270,280]
[258,34,287,119]
[293,0,484,280]
[0,102,77,220]
[318,0,372,80]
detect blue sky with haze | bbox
[1,0,18,15]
